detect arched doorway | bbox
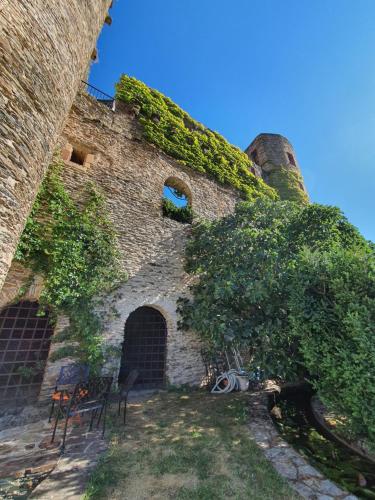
[119,306,167,389]
[0,301,54,407]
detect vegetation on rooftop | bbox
[116,75,278,202]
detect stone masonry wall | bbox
[55,91,239,387]
[245,133,301,173]
[0,0,112,290]
[35,91,239,394]
[0,262,43,309]
[60,94,239,275]
[0,90,239,400]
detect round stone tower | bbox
[245,133,308,200]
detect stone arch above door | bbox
[119,306,167,389]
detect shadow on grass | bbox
[85,390,299,500]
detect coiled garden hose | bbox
[211,369,239,394]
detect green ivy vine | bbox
[266,167,309,204]
[15,153,125,371]
[116,75,278,202]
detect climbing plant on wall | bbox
[15,153,125,371]
[116,75,278,202]
[266,167,308,204]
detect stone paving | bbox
[0,412,108,499]
[248,388,357,500]
[0,404,49,432]
[0,390,159,499]
[0,387,359,499]
[30,428,107,499]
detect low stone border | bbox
[248,388,357,500]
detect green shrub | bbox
[179,198,375,442]
[290,248,375,442]
[162,198,193,224]
[115,76,278,202]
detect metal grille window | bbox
[119,307,167,389]
[0,301,53,407]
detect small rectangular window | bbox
[287,152,296,166]
[70,148,86,166]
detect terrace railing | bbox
[81,80,115,111]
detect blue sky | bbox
[90,0,375,241]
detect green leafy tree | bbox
[290,248,375,442]
[179,198,374,441]
[162,198,194,224]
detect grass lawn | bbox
[85,390,299,500]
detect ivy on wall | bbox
[15,153,125,371]
[266,167,309,204]
[116,75,278,202]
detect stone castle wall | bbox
[0,90,239,398]
[0,0,112,290]
[59,93,239,275]
[0,262,46,313]
[0,90,237,395]
[54,92,239,387]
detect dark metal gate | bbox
[119,306,167,389]
[0,301,53,407]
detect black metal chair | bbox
[48,364,90,422]
[108,370,139,424]
[51,376,113,453]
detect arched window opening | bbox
[0,301,53,408]
[250,149,259,165]
[162,177,193,224]
[119,306,167,389]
